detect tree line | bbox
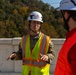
[0,0,67,38]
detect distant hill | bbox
[0,0,66,38]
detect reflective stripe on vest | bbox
[22,35,27,57]
[40,35,46,54]
[22,33,49,67]
[23,59,47,67]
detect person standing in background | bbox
[54,0,76,75]
[7,11,55,75]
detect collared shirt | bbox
[15,32,55,64]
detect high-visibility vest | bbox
[21,33,50,75]
[54,29,76,75]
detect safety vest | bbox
[21,33,50,75]
[54,30,76,75]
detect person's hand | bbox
[40,53,48,61]
[7,53,16,60]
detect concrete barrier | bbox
[0,38,65,75]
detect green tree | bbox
[41,23,59,38]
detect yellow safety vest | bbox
[21,33,50,75]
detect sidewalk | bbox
[0,73,53,75]
[0,73,21,75]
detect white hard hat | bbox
[28,11,43,23]
[58,0,76,10]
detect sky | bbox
[42,0,62,8]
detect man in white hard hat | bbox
[7,11,55,75]
[54,0,76,75]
